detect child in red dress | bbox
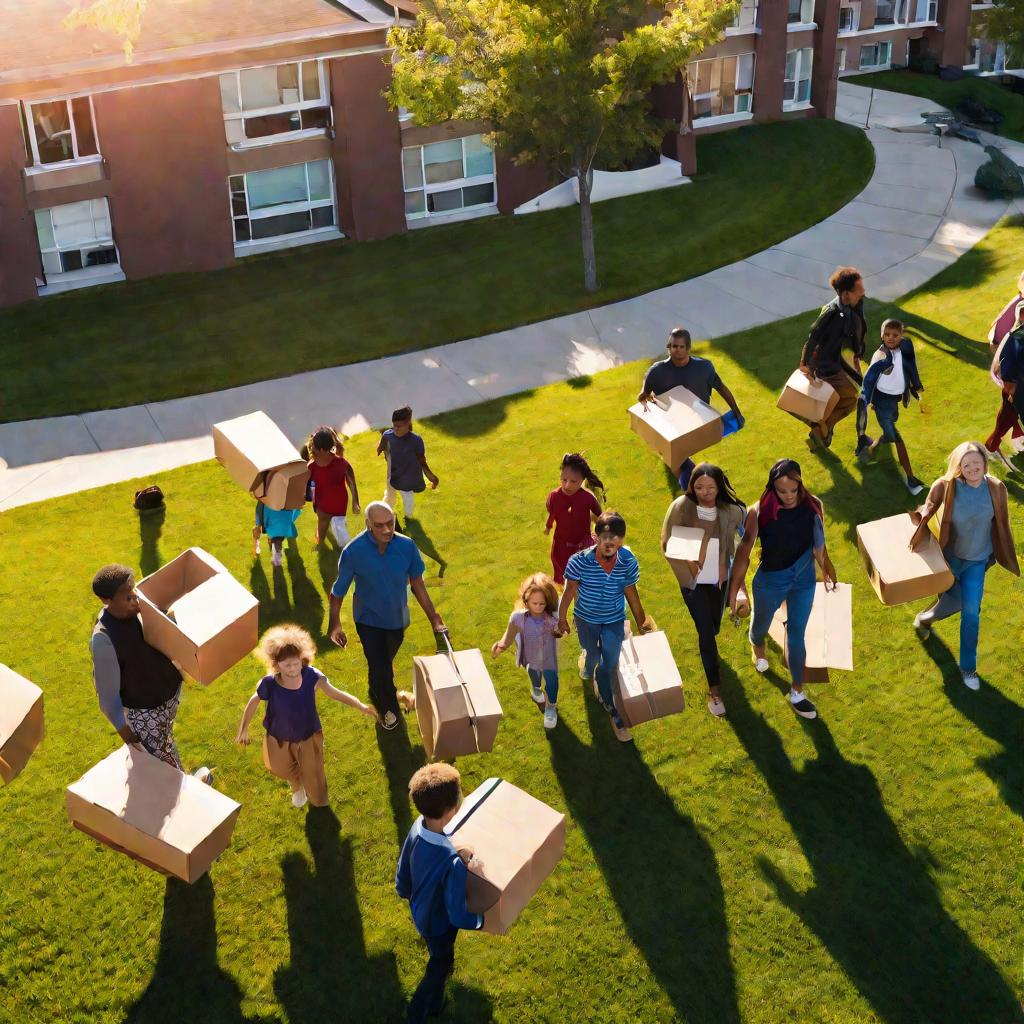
[306,426,360,548]
[544,453,605,585]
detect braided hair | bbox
[560,452,606,500]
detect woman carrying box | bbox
[728,459,837,720]
[661,463,746,718]
[911,441,1019,690]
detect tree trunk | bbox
[576,165,599,293]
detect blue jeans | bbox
[926,555,988,672]
[872,394,903,444]
[575,617,625,722]
[749,549,816,686]
[527,668,559,705]
[408,927,457,1023]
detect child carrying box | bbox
[377,406,439,521]
[396,764,484,1023]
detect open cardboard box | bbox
[137,547,259,685]
[212,411,309,511]
[857,514,954,606]
[413,647,503,759]
[613,628,685,728]
[768,582,853,683]
[445,777,565,935]
[664,525,709,588]
[628,385,724,469]
[0,664,44,784]
[777,370,839,425]
[66,745,240,883]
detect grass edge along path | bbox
[0,218,1020,1024]
[0,118,872,423]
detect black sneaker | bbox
[905,474,924,496]
[856,437,874,465]
[788,690,817,719]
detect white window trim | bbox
[407,204,498,230]
[402,136,497,223]
[38,263,126,297]
[235,226,343,258]
[783,49,814,111]
[23,95,101,170]
[859,41,894,71]
[841,21,935,36]
[787,22,817,32]
[725,25,761,36]
[693,110,755,129]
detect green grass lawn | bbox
[849,69,1024,143]
[0,119,872,424]
[1,217,1021,1024]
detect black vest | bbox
[93,610,182,710]
[759,503,816,572]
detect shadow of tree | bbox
[900,234,998,297]
[565,374,593,390]
[548,691,740,1024]
[123,875,278,1024]
[138,507,166,578]
[723,668,1022,1024]
[429,391,535,439]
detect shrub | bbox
[975,145,1024,197]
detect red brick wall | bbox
[0,104,41,307]
[329,53,406,240]
[754,2,787,121]
[937,0,971,66]
[93,79,234,279]
[812,0,840,118]
[495,151,551,214]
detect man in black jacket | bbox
[799,266,867,449]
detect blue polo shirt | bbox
[565,545,640,624]
[331,530,426,630]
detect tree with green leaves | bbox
[978,0,1024,69]
[387,0,737,293]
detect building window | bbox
[874,0,897,24]
[838,3,859,32]
[219,60,330,148]
[686,54,756,120]
[784,48,813,109]
[23,97,99,167]
[34,199,118,281]
[229,159,336,245]
[859,41,893,69]
[729,0,758,31]
[912,0,938,20]
[402,135,496,220]
[787,0,813,24]
[838,47,847,72]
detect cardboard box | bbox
[664,525,708,588]
[777,370,839,425]
[414,647,503,759]
[768,583,853,683]
[628,386,724,469]
[137,547,259,684]
[445,777,565,935]
[613,629,685,728]
[857,514,954,606]
[0,664,44,784]
[212,411,309,511]
[66,745,240,883]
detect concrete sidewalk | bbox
[0,84,1014,511]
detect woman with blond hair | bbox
[911,441,1020,689]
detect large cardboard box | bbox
[137,547,259,684]
[0,664,44,784]
[66,746,240,883]
[664,525,709,588]
[445,777,565,935]
[768,583,853,684]
[628,386,724,469]
[857,514,954,606]
[613,629,685,728]
[212,411,309,511]
[414,647,503,759]
[777,370,839,425]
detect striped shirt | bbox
[565,546,640,624]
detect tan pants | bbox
[818,371,859,436]
[263,731,329,806]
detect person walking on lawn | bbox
[800,266,867,450]
[327,501,445,729]
[637,327,745,490]
[987,299,1024,473]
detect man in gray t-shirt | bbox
[376,405,439,519]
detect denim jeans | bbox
[527,667,560,705]
[575,617,625,721]
[749,549,816,685]
[872,394,903,444]
[407,927,457,1023]
[354,622,405,718]
[925,555,988,672]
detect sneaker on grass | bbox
[291,787,308,808]
[193,766,213,785]
[961,669,981,691]
[530,684,545,704]
[707,693,727,717]
[611,718,633,742]
[913,610,932,641]
[543,704,558,729]
[905,474,925,496]
[271,547,283,568]
[789,688,817,719]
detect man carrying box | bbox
[90,564,210,780]
[637,327,745,489]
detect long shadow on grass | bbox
[404,515,448,578]
[429,391,535,439]
[723,669,1023,1024]
[138,507,166,578]
[124,875,278,1024]
[548,691,740,1024]
[376,714,426,847]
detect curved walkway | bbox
[0,84,1014,511]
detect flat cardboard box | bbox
[445,777,565,935]
[66,745,240,883]
[212,411,309,511]
[857,514,954,606]
[628,385,724,469]
[664,525,709,588]
[768,583,853,684]
[137,547,259,684]
[0,664,44,784]
[613,629,685,728]
[414,647,503,759]
[777,370,839,425]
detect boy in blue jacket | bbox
[855,318,926,495]
[396,763,483,1022]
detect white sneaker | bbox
[543,704,558,729]
[913,611,932,641]
[961,670,981,691]
[753,653,769,673]
[192,766,213,785]
[291,787,308,808]
[271,547,283,568]
[789,689,817,719]
[530,685,545,704]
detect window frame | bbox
[401,135,498,222]
[686,53,757,122]
[859,40,893,70]
[727,0,759,32]
[838,3,859,33]
[23,95,102,170]
[783,48,814,110]
[34,197,119,283]
[786,0,814,26]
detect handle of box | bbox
[439,631,482,753]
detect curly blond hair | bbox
[518,572,558,615]
[258,624,316,670]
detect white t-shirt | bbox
[876,349,905,396]
[695,505,719,584]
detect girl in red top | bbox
[306,426,360,548]
[545,452,605,584]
